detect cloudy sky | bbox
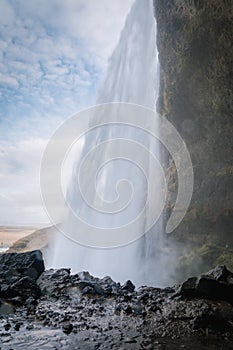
[0,0,134,226]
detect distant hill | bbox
[7,225,57,255]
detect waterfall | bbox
[49,0,172,286]
[97,0,158,108]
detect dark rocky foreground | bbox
[1,251,233,349]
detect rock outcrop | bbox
[177,265,233,305]
[154,0,233,277]
[1,251,233,348]
[0,250,44,306]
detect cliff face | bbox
[154,0,233,276]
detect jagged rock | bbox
[178,266,233,305]
[1,264,233,347]
[77,271,93,282]
[76,281,105,296]
[72,272,121,296]
[0,250,44,281]
[10,276,41,300]
[0,276,40,305]
[0,251,44,308]
[1,252,233,347]
[37,268,71,297]
[37,269,119,298]
[98,276,121,296]
[122,280,135,293]
[206,265,233,282]
[177,277,198,298]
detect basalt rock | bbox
[1,257,233,348]
[122,280,135,293]
[177,265,233,305]
[37,269,122,298]
[0,250,45,281]
[0,250,44,308]
[37,268,71,297]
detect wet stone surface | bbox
[1,257,233,349]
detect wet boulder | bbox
[73,272,121,296]
[0,250,44,281]
[76,281,105,296]
[122,280,135,293]
[206,265,233,283]
[8,276,40,300]
[37,268,71,297]
[0,250,44,307]
[178,265,233,305]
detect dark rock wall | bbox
[154,0,233,276]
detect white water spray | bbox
[49,0,173,286]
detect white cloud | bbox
[0,0,15,27]
[0,0,135,116]
[0,138,49,225]
[0,0,135,225]
[49,0,135,63]
[0,73,19,88]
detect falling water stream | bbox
[50,0,173,286]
